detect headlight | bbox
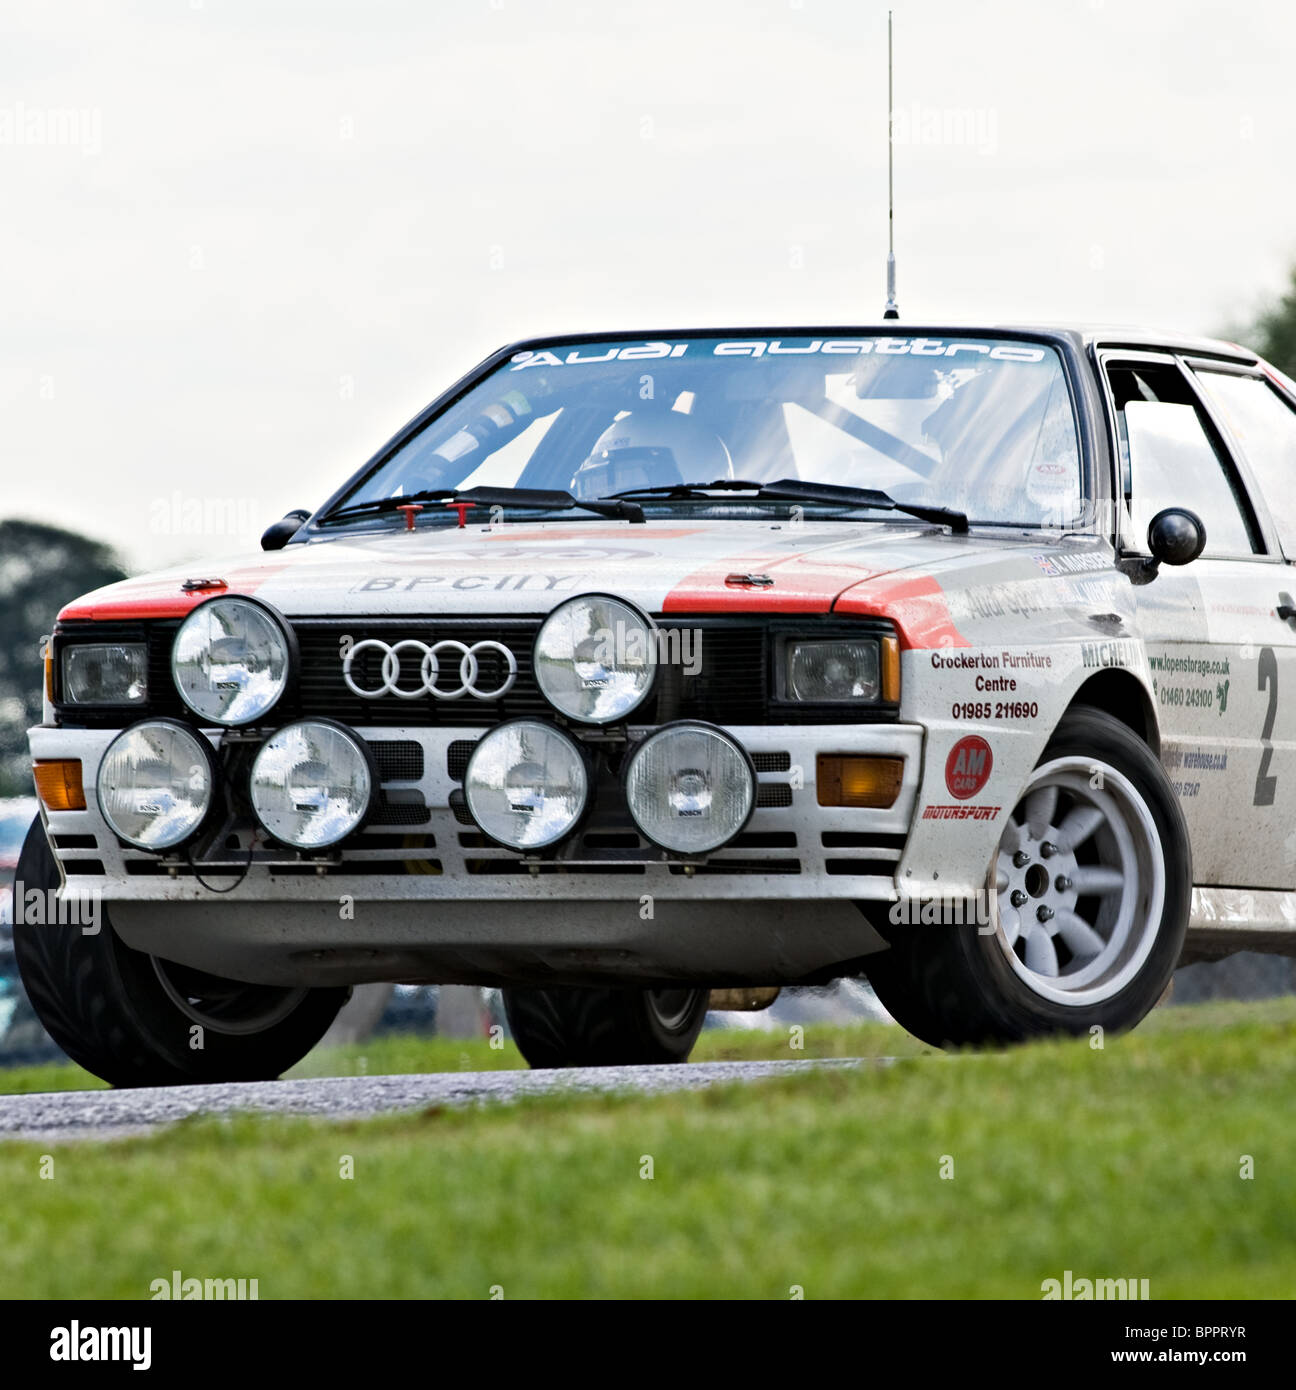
[172,596,293,726]
[250,720,376,850]
[61,643,147,705]
[783,638,882,703]
[533,594,657,723]
[97,719,216,850]
[624,722,755,854]
[464,720,590,850]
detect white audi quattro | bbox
[15,324,1296,1083]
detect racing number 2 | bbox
[1255,647,1278,807]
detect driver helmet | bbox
[569,408,733,500]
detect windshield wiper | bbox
[757,480,968,532]
[319,485,645,526]
[603,478,769,499]
[607,477,968,533]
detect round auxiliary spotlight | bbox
[249,720,376,850]
[623,722,756,855]
[171,595,295,726]
[97,718,217,851]
[463,719,591,851]
[533,593,657,724]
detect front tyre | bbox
[867,707,1190,1047]
[12,817,348,1087]
[503,985,708,1068]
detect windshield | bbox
[331,334,1082,527]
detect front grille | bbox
[55,614,899,728]
[371,797,431,826]
[447,740,476,780]
[297,618,550,728]
[370,740,425,782]
[62,859,105,875]
[288,618,774,727]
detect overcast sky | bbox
[2,0,1294,574]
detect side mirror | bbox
[1146,508,1207,569]
[261,509,311,552]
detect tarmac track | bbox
[0,1057,892,1143]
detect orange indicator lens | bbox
[33,760,86,812]
[816,755,904,808]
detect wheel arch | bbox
[1068,670,1160,756]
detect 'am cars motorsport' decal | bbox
[922,804,1002,820]
[946,735,994,800]
[509,340,1048,368]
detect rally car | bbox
[14,324,1296,1084]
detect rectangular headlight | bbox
[785,639,882,703]
[61,643,148,705]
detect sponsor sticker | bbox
[1025,460,1078,511]
[509,339,1048,370]
[945,735,993,800]
[1081,639,1138,669]
[1032,551,1113,577]
[349,573,580,593]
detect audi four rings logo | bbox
[343,639,518,700]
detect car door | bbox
[1101,349,1296,889]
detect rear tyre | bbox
[866,707,1190,1047]
[503,984,708,1068]
[12,817,348,1087]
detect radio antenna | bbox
[883,10,899,320]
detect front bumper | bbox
[29,720,921,986]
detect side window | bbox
[1195,370,1296,558]
[1106,362,1260,557]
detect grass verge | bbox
[0,998,1293,1298]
